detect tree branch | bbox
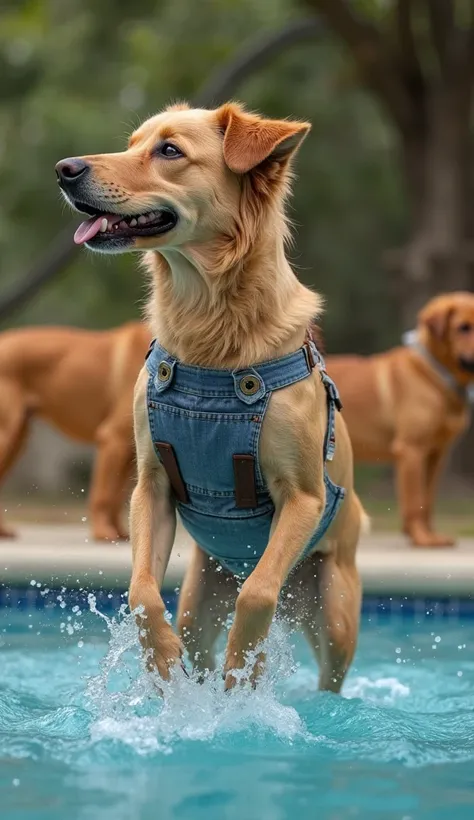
[194,18,322,106]
[304,0,416,132]
[0,228,76,326]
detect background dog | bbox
[0,321,150,540]
[326,292,474,547]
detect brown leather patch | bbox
[155,442,189,504]
[233,454,258,508]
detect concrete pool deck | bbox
[1,523,474,596]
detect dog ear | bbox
[419,303,454,339]
[218,104,310,174]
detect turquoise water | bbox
[1,596,474,820]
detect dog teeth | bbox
[99,218,107,233]
[129,218,137,227]
[138,215,147,225]
[119,220,128,229]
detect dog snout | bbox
[55,157,90,188]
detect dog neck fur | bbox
[144,151,321,369]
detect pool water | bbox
[1,596,474,820]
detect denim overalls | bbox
[145,336,345,578]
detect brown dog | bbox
[57,102,364,692]
[0,322,150,540]
[326,292,474,548]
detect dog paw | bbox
[411,532,456,548]
[92,526,123,543]
[223,650,264,691]
[0,526,17,539]
[148,628,185,680]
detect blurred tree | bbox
[305,0,474,323]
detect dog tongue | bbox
[74,214,122,245]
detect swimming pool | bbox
[1,591,473,820]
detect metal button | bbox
[158,361,172,382]
[239,374,261,395]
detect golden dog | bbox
[0,322,150,540]
[57,102,364,692]
[326,292,474,548]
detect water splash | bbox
[84,597,307,755]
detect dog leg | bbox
[177,544,238,676]
[394,440,454,547]
[128,469,184,680]
[305,558,360,693]
[291,493,361,692]
[223,492,324,689]
[90,421,133,542]
[0,395,30,538]
[423,448,455,546]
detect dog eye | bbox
[155,142,184,159]
[458,322,472,333]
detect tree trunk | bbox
[398,85,472,328]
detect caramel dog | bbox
[0,322,150,540]
[326,292,474,548]
[57,102,364,692]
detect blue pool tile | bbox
[1,584,474,619]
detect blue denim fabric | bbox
[145,339,345,577]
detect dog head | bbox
[418,292,474,380]
[56,102,310,261]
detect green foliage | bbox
[0,0,406,351]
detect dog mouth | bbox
[458,357,474,374]
[72,202,178,247]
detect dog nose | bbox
[55,158,90,185]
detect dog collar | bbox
[402,330,474,404]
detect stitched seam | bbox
[172,384,236,397]
[185,484,236,498]
[148,402,257,422]
[253,391,271,489]
[179,503,274,520]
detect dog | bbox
[326,292,474,548]
[0,322,150,540]
[56,101,364,692]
